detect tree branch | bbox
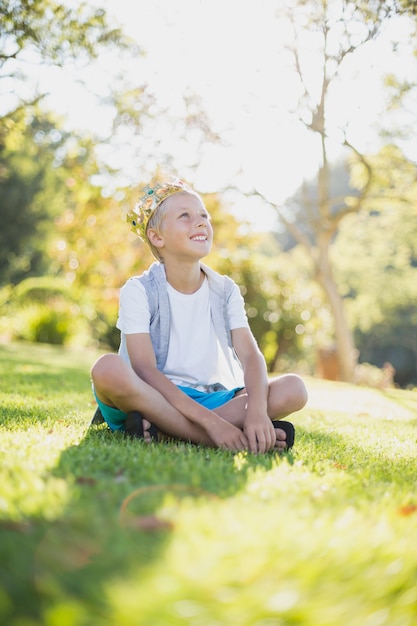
[249,187,314,251]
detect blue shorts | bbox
[93,385,243,432]
[177,385,243,409]
[94,390,127,432]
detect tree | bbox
[204,195,322,373]
[0,0,134,114]
[250,0,411,381]
[0,108,69,283]
[392,0,417,16]
[0,0,138,283]
[333,144,417,385]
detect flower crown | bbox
[127,177,192,241]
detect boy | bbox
[91,177,307,453]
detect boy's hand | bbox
[206,418,249,451]
[244,413,276,454]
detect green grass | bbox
[1,342,416,626]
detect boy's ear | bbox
[147,228,164,249]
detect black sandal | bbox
[124,411,159,441]
[90,406,105,426]
[271,420,295,449]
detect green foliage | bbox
[334,208,417,331]
[12,275,73,304]
[356,315,417,387]
[1,343,417,625]
[14,304,73,345]
[333,145,417,385]
[91,306,121,351]
[0,0,139,287]
[391,0,417,17]
[2,276,84,346]
[0,109,65,284]
[205,195,327,372]
[0,0,133,79]
[212,246,325,372]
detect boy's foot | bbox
[90,406,105,426]
[124,411,159,442]
[272,420,295,451]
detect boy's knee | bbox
[271,373,308,412]
[285,374,308,411]
[292,374,308,410]
[91,354,122,387]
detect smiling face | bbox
[146,191,213,263]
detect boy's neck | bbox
[163,260,205,294]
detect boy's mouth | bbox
[190,235,207,241]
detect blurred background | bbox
[1,0,416,388]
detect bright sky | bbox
[26,0,417,228]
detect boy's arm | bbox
[125,333,249,451]
[231,327,276,453]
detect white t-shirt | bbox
[116,275,249,389]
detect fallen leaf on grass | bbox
[76,476,97,486]
[34,530,101,577]
[0,520,32,533]
[119,484,218,532]
[397,504,417,517]
[125,515,174,532]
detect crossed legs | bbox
[91,354,308,450]
[91,354,213,445]
[214,374,308,450]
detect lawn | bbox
[0,342,416,626]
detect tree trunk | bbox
[314,239,357,382]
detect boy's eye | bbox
[178,211,210,219]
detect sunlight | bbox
[35,0,416,227]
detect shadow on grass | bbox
[3,418,416,626]
[2,339,416,624]
[0,342,305,623]
[0,422,301,625]
[3,334,414,625]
